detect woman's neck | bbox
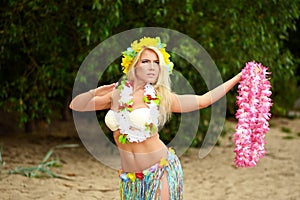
[133,80,147,92]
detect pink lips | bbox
[147,73,156,77]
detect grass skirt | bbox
[118,148,184,199]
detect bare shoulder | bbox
[170,92,181,112]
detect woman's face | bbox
[134,49,160,84]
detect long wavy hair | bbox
[126,47,172,127]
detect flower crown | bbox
[121,37,174,74]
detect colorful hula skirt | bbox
[118,148,184,200]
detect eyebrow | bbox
[140,58,159,62]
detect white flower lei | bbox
[116,80,160,143]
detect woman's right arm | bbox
[170,73,242,113]
[69,83,116,112]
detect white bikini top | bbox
[104,107,157,142]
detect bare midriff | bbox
[113,130,168,173]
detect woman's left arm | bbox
[171,73,242,113]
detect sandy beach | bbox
[0,117,299,200]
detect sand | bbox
[0,117,299,200]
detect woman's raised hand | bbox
[93,83,117,96]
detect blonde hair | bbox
[126,47,172,127]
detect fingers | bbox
[93,83,117,96]
[254,66,261,73]
[101,83,117,90]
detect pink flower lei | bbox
[234,61,272,167]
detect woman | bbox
[69,37,242,199]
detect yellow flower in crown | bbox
[121,37,174,74]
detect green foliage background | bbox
[1,0,299,145]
